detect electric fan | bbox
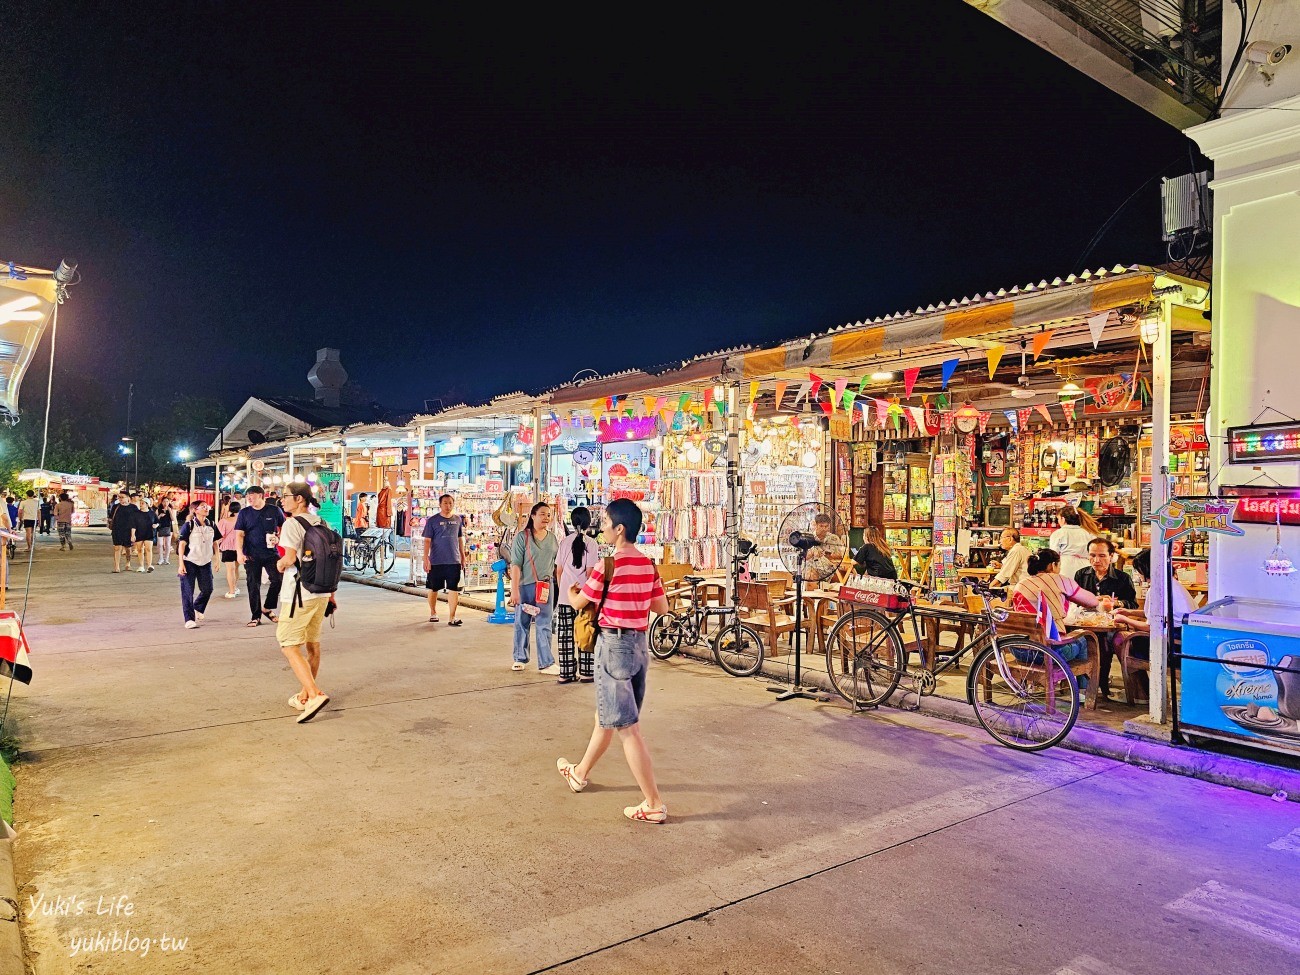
[1098,437,1133,487]
[767,501,848,703]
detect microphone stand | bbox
[769,545,829,703]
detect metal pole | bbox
[725,383,741,603]
[532,406,544,503]
[1148,302,1173,725]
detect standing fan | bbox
[767,502,848,703]
[1098,437,1133,487]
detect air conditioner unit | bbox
[1161,171,1210,242]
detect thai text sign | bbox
[1152,498,1243,545]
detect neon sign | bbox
[597,416,659,443]
[1228,421,1300,465]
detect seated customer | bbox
[990,527,1031,588]
[1111,548,1197,701]
[1074,537,1138,608]
[1011,549,1111,683]
[806,513,847,582]
[852,526,898,580]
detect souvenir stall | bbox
[16,470,111,527]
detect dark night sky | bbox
[0,2,1195,425]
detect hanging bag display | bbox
[574,556,615,653]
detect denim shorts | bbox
[596,628,649,729]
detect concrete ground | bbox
[6,531,1300,974]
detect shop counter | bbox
[1179,596,1300,757]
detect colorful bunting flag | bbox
[643,396,656,417]
[703,388,713,414]
[833,378,849,409]
[1087,311,1109,348]
[1060,399,1076,424]
[842,388,855,412]
[774,380,788,410]
[986,344,1005,380]
[819,399,833,417]
[940,359,959,389]
[809,373,824,400]
[748,381,759,405]
[1034,403,1054,425]
[795,381,811,406]
[977,411,991,435]
[1030,330,1055,361]
[875,398,889,425]
[907,405,926,433]
[1004,409,1019,433]
[903,367,921,398]
[1017,408,1032,430]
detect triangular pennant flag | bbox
[592,399,606,418]
[986,344,1006,380]
[903,367,921,398]
[842,388,855,412]
[643,396,656,417]
[875,398,889,425]
[859,400,873,427]
[1060,399,1076,424]
[1005,410,1019,433]
[678,392,691,412]
[703,388,714,413]
[819,399,833,417]
[940,409,955,434]
[795,381,811,406]
[940,359,959,389]
[937,393,950,410]
[748,381,759,404]
[833,378,849,408]
[1034,403,1054,425]
[906,406,925,435]
[857,374,870,395]
[1017,408,1032,430]
[809,373,824,400]
[771,380,787,411]
[1087,311,1109,348]
[655,396,666,413]
[1030,330,1054,361]
[977,411,992,434]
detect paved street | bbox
[5,531,1300,974]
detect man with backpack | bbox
[276,483,343,724]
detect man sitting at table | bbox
[805,513,846,582]
[1074,537,1138,609]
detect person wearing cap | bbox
[277,483,334,723]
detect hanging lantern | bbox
[1265,504,1297,577]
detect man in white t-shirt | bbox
[18,491,39,552]
[276,484,335,723]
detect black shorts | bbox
[221,551,238,563]
[426,564,463,592]
[112,535,132,547]
[21,520,34,529]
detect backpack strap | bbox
[594,556,615,628]
[288,515,312,619]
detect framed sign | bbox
[1227,421,1300,465]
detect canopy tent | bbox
[0,263,67,422]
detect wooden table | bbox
[800,587,842,654]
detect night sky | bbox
[0,2,1195,424]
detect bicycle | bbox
[822,576,1081,751]
[343,527,396,575]
[649,575,766,677]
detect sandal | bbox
[624,801,667,825]
[262,610,279,624]
[246,619,261,628]
[448,619,462,627]
[428,616,439,623]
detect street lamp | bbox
[176,448,192,461]
[119,437,138,492]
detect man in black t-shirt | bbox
[234,485,286,626]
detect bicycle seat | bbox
[684,575,706,585]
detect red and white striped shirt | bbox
[581,548,665,632]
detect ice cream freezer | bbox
[1178,596,1300,758]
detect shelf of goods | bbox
[607,476,663,562]
[930,452,973,590]
[1013,426,1101,495]
[742,465,821,574]
[882,455,932,581]
[406,489,510,591]
[657,470,726,569]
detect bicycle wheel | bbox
[649,613,684,659]
[712,620,765,677]
[372,539,396,575]
[824,609,906,708]
[968,638,1080,751]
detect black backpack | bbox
[290,515,344,608]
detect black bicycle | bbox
[823,577,1081,751]
[343,527,396,575]
[649,575,766,677]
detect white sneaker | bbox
[539,664,562,676]
[297,694,329,723]
[287,693,305,711]
[195,612,204,622]
[184,620,198,629]
[137,567,147,573]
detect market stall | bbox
[16,469,110,527]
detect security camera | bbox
[1245,42,1291,67]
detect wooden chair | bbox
[738,581,808,657]
[989,611,1101,711]
[918,596,973,672]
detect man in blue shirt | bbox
[422,494,467,625]
[234,485,286,626]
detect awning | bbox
[0,267,60,420]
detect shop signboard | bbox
[1083,375,1135,415]
[1151,497,1243,544]
[1229,494,1300,527]
[484,478,505,494]
[369,447,406,467]
[317,472,344,534]
[1181,605,1300,757]
[1169,422,1209,452]
[470,439,499,455]
[828,414,852,441]
[1227,420,1300,465]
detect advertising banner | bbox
[317,472,344,534]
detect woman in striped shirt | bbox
[556,498,670,825]
[1011,548,1112,677]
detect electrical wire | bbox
[0,302,58,732]
[1212,1,1259,119]
[1071,152,1185,276]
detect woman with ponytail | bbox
[556,507,601,684]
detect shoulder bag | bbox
[574,556,615,653]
